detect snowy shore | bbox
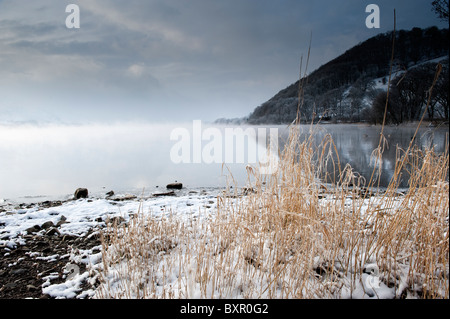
[0,187,223,298]
[1,182,448,299]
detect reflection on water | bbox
[0,122,448,202]
[291,124,448,188]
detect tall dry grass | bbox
[94,123,448,299]
[95,14,448,297]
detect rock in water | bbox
[74,188,89,199]
[166,182,182,190]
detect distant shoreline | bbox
[214,119,449,128]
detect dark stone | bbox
[153,191,176,197]
[107,216,125,225]
[74,188,89,199]
[105,190,114,197]
[42,201,63,209]
[166,182,182,190]
[35,241,48,247]
[45,227,60,236]
[42,247,52,253]
[56,215,68,227]
[26,225,41,234]
[41,221,55,230]
[10,269,27,275]
[111,195,137,201]
[3,282,18,289]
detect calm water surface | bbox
[0,122,448,203]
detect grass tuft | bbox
[94,124,449,299]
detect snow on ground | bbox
[94,191,412,299]
[0,189,219,246]
[0,187,222,298]
[373,55,448,91]
[1,185,446,299]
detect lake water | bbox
[0,122,448,203]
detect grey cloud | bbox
[10,38,123,57]
[0,19,59,38]
[0,0,447,124]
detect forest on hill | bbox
[217,27,449,125]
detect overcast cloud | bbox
[0,0,446,124]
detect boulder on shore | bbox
[166,182,182,190]
[74,188,89,199]
[105,190,114,198]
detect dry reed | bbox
[94,123,449,299]
[94,13,448,297]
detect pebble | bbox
[27,284,39,292]
[3,282,18,289]
[10,268,27,275]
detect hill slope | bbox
[217,27,449,125]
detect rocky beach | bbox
[0,186,222,299]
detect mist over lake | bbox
[0,122,448,203]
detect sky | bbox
[0,0,447,124]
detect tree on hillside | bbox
[433,60,449,120]
[390,64,437,122]
[326,87,346,119]
[432,0,449,22]
[348,86,364,122]
[371,61,449,124]
[370,90,401,125]
[244,27,448,125]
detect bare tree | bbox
[370,90,397,125]
[389,64,437,122]
[432,0,449,22]
[433,61,449,120]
